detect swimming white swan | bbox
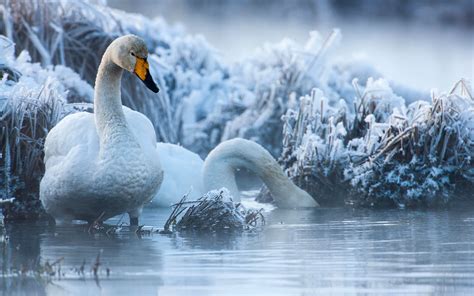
[40,35,163,225]
[153,138,319,208]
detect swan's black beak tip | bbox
[148,81,159,93]
[138,70,160,93]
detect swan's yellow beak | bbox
[134,57,159,93]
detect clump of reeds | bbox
[163,189,265,232]
[0,66,66,221]
[279,88,350,206]
[280,78,473,208]
[347,79,474,207]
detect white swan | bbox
[40,35,163,225]
[153,138,319,208]
[153,143,204,207]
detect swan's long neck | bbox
[94,52,134,152]
[202,139,319,208]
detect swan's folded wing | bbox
[123,106,157,153]
[44,107,156,170]
[43,112,98,170]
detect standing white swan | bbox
[153,138,319,208]
[40,35,163,225]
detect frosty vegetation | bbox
[0,35,91,220]
[0,0,472,220]
[164,189,264,232]
[281,80,474,207]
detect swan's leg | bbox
[128,208,142,226]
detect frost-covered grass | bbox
[202,29,389,157]
[347,80,474,207]
[280,88,350,206]
[281,79,474,207]
[164,189,264,232]
[0,36,90,220]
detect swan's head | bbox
[108,34,160,93]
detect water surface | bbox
[2,203,474,295]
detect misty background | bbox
[109,0,473,93]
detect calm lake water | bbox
[2,201,474,295]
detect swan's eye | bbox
[131,52,136,57]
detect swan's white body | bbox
[152,143,204,207]
[40,35,163,223]
[152,138,319,208]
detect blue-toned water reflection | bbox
[2,204,474,295]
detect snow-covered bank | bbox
[0,0,472,220]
